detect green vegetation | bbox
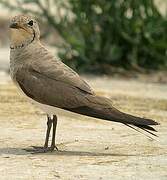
[1,0,167,73]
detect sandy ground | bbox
[0,72,167,180]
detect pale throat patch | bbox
[10,28,34,48]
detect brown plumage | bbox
[9,15,159,153]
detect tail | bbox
[65,95,159,136]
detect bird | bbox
[9,15,159,153]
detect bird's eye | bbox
[28,20,33,26]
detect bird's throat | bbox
[10,28,35,49]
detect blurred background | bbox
[0,0,166,77]
[0,2,167,178]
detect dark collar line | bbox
[10,44,24,49]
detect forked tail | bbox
[65,95,159,137]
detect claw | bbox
[55,146,59,151]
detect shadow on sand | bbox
[0,147,146,157]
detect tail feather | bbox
[64,95,159,135]
[136,124,157,132]
[138,126,158,137]
[125,124,157,140]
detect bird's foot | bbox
[24,145,58,154]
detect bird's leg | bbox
[26,115,53,153]
[26,115,58,153]
[44,115,53,148]
[50,115,58,151]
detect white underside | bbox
[15,82,66,115]
[29,98,62,115]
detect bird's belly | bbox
[30,98,60,115]
[14,81,80,117]
[26,95,77,118]
[14,82,60,115]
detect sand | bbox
[0,73,167,179]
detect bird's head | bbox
[9,15,40,49]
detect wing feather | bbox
[31,56,94,95]
[16,66,89,109]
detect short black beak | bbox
[9,22,19,29]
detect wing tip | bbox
[142,117,160,126]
